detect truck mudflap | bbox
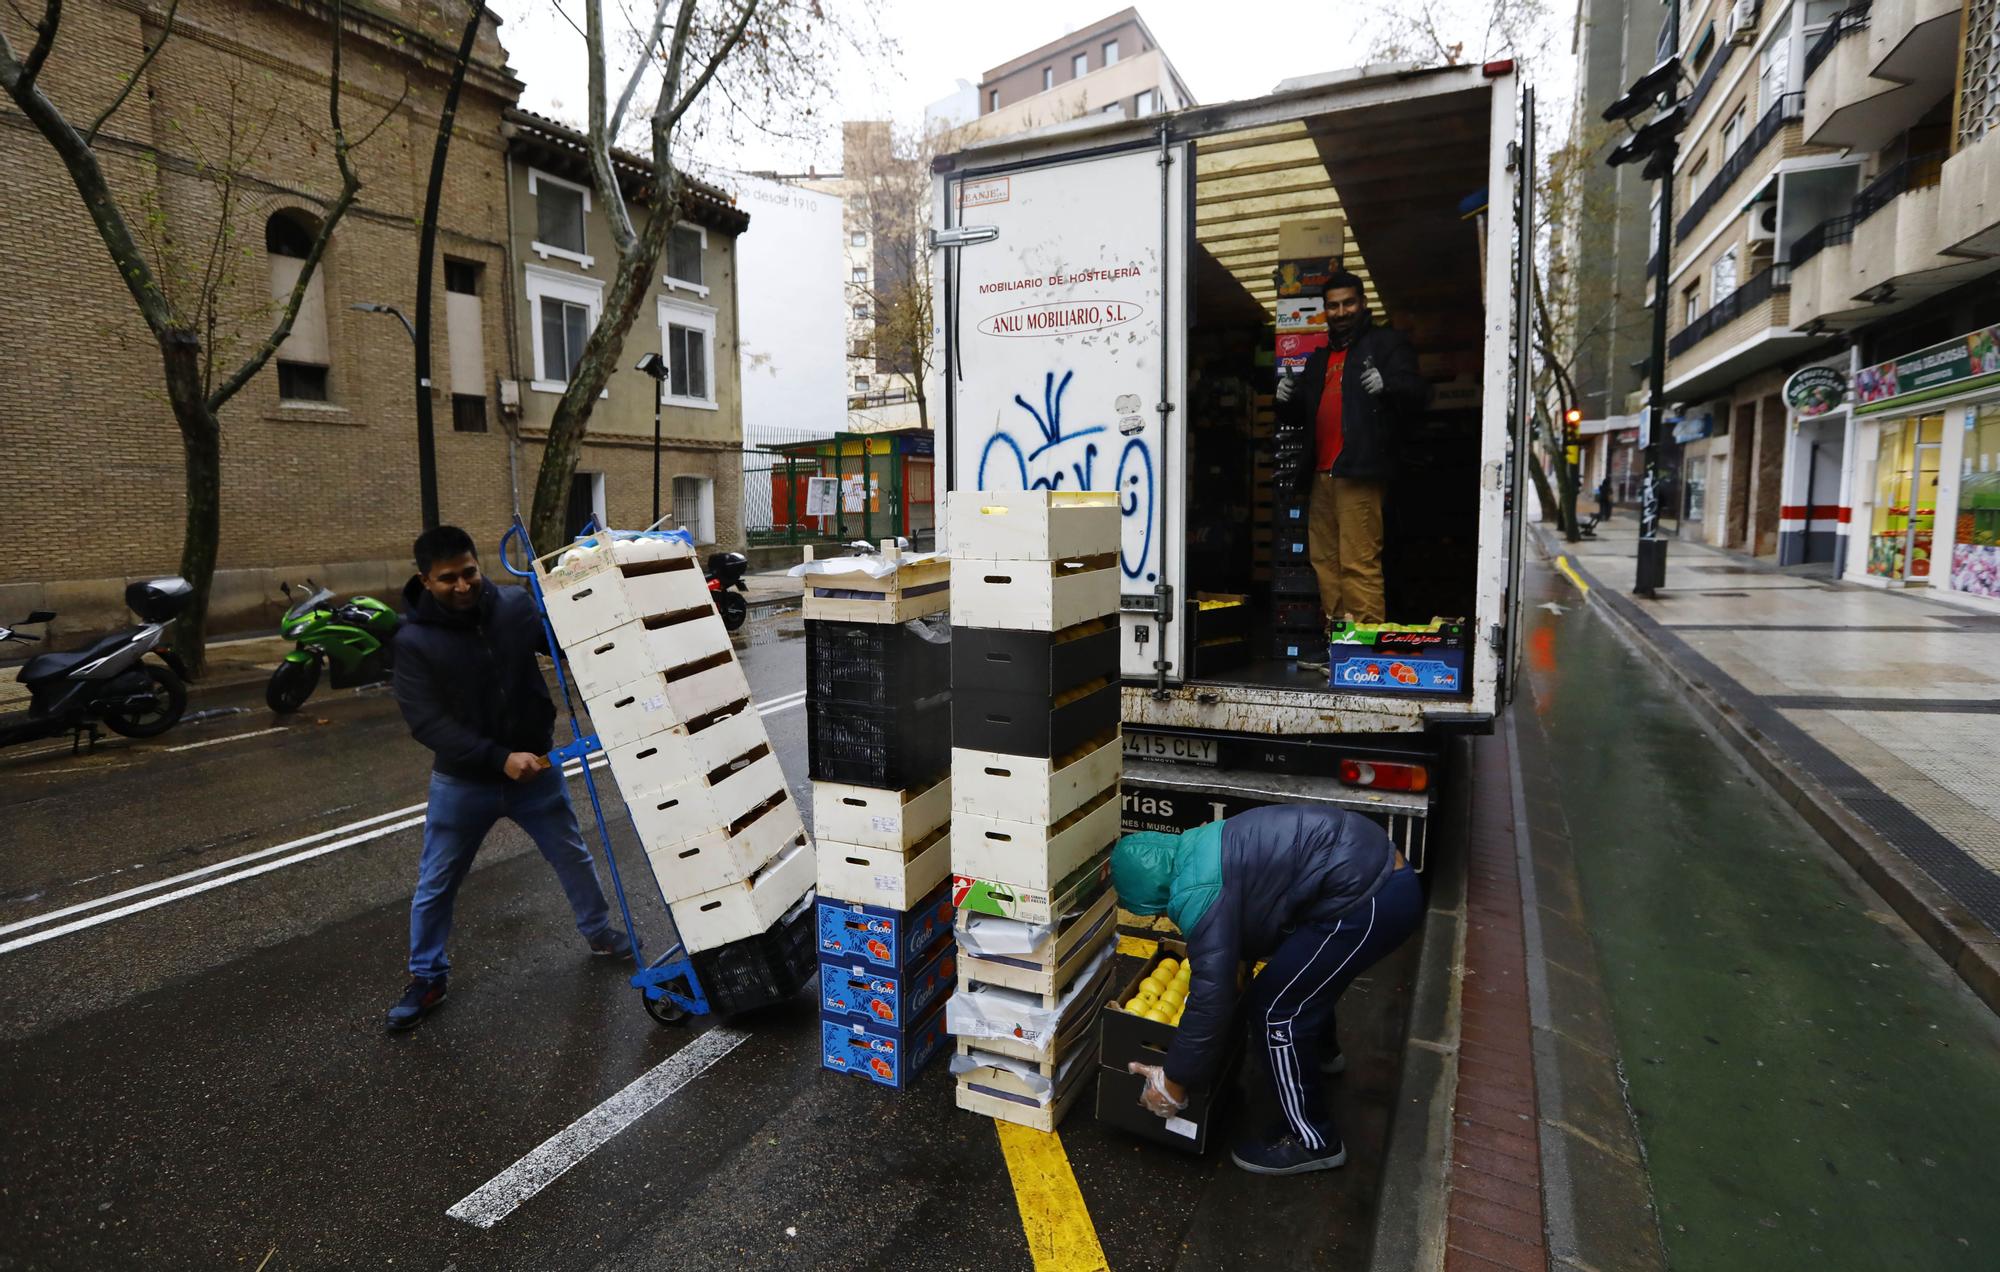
[1120,760,1430,872]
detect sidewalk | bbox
[1548,514,2000,1013]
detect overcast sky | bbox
[486,1,1567,175]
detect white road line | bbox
[164,726,291,753]
[446,1026,752,1230]
[0,693,801,951]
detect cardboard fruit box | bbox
[819,938,956,1030]
[1327,618,1471,696]
[815,878,955,971]
[821,999,950,1091]
[1094,937,1238,1154]
[953,846,1111,927]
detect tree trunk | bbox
[1527,444,1561,533]
[527,199,677,550]
[161,333,221,676]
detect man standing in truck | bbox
[1113,804,1423,1175]
[1274,271,1431,625]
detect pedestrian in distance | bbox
[384,525,631,1033]
[1274,270,1431,631]
[1597,474,1614,524]
[1113,804,1424,1175]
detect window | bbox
[658,297,717,408]
[444,259,481,294]
[1136,89,1158,116]
[265,210,331,403]
[854,303,869,320]
[540,298,590,383]
[672,475,715,542]
[989,89,999,112]
[1720,105,1746,156]
[1103,39,1120,65]
[445,259,486,408]
[851,267,867,284]
[1804,0,1843,25]
[523,264,604,392]
[529,169,591,266]
[1759,32,1792,110]
[854,375,870,392]
[451,393,488,433]
[1073,52,1088,78]
[1042,66,1053,91]
[666,223,705,291]
[851,230,867,247]
[277,363,329,402]
[1688,151,1709,188]
[1684,283,1702,325]
[1712,248,1740,304]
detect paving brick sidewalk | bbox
[1548,513,2000,1004]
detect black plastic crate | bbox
[1271,565,1318,596]
[806,615,950,709]
[1267,627,1324,661]
[954,679,1118,760]
[1272,597,1323,630]
[951,619,1117,700]
[807,693,951,789]
[688,890,818,1015]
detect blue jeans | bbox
[1244,866,1425,1151]
[407,768,613,980]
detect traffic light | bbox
[1563,407,1583,447]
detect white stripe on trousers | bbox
[1265,897,1379,1151]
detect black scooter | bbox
[0,578,194,751]
[705,551,750,630]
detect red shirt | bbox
[1315,350,1349,471]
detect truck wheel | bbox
[103,664,188,738]
[266,659,320,714]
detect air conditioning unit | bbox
[1746,200,1779,245]
[1728,0,1757,42]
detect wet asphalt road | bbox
[0,609,1417,1271]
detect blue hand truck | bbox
[500,518,711,1026]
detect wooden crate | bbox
[671,838,816,954]
[950,984,1105,1067]
[953,1046,1096,1131]
[811,774,950,852]
[949,554,1119,632]
[565,608,733,703]
[957,911,1115,1020]
[815,823,953,911]
[533,535,700,647]
[950,785,1120,895]
[948,490,1119,561]
[587,656,751,751]
[606,707,770,803]
[953,845,1111,927]
[644,793,807,903]
[951,730,1121,825]
[957,886,1117,988]
[799,543,950,624]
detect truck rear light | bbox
[1339,759,1430,792]
[1483,59,1516,77]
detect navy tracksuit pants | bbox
[1243,865,1425,1151]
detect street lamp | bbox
[635,352,669,526]
[1604,51,1688,597]
[352,301,439,529]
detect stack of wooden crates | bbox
[535,533,816,1000]
[945,492,1124,1129]
[803,545,958,1090]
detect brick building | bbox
[0,0,751,647]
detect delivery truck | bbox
[930,62,1537,864]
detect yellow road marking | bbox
[1554,554,1591,596]
[995,1122,1109,1272]
[1116,934,1160,960]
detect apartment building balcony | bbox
[1803,2,1945,152]
[1663,264,1822,399]
[1676,92,1806,244]
[1937,123,2000,259]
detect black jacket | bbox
[1276,319,1431,481]
[392,576,557,781]
[1170,805,1399,1088]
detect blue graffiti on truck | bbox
[976,370,1156,582]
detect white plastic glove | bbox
[1360,364,1385,395]
[1128,1062,1189,1119]
[1275,375,1297,404]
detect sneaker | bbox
[1320,1048,1348,1076]
[589,927,635,961]
[385,975,447,1032]
[1296,657,1329,672]
[1231,1131,1348,1176]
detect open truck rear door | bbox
[937,130,1190,688]
[1502,87,1536,704]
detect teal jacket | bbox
[1112,805,1399,1087]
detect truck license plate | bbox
[1123,732,1217,766]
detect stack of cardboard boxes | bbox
[536,534,815,1003]
[803,545,957,1090]
[944,492,1124,1130]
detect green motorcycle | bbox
[267,580,400,714]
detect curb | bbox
[1536,528,2000,1019]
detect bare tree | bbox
[841,119,965,432]
[525,0,857,550]
[0,0,401,673]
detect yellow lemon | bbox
[1142,1007,1171,1023]
[1139,976,1167,997]
[1161,991,1185,1012]
[1156,958,1179,978]
[1137,983,1161,1001]
[1124,997,1149,1013]
[1171,1009,1184,1026]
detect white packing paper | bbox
[944,943,1113,1049]
[954,911,1054,958]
